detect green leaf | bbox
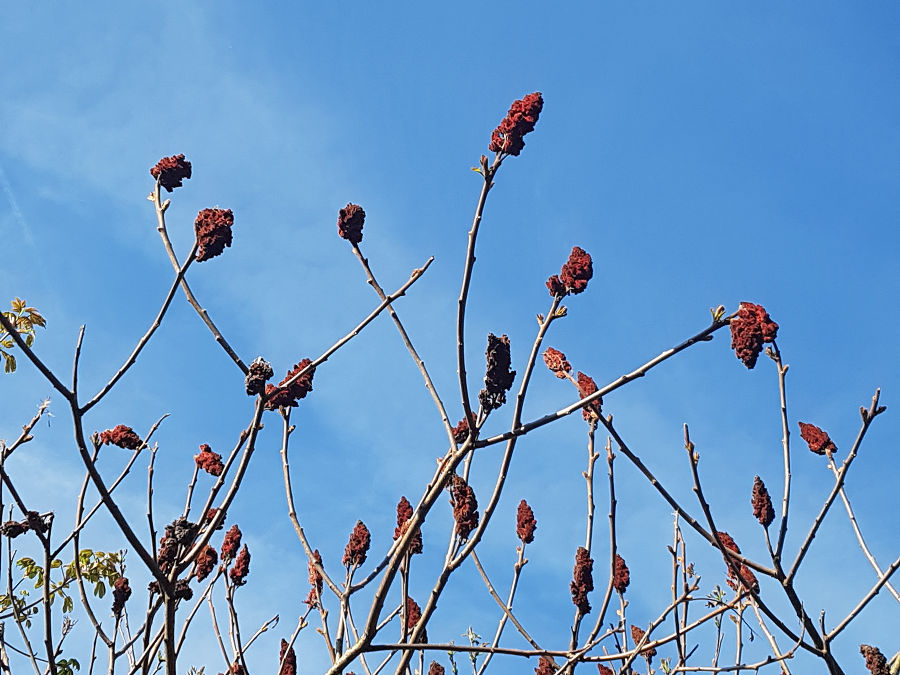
[63,595,73,613]
[95,580,106,599]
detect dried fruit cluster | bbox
[577,371,602,421]
[488,91,543,157]
[570,546,594,614]
[394,496,423,555]
[230,545,251,586]
[751,475,774,527]
[304,549,324,607]
[265,359,316,410]
[716,531,759,593]
[195,443,224,476]
[111,577,131,618]
[613,553,630,594]
[194,208,234,262]
[479,333,516,411]
[729,302,778,369]
[279,639,297,675]
[99,424,142,450]
[542,346,571,378]
[405,596,427,642]
[221,524,243,562]
[450,475,479,540]
[245,356,274,396]
[516,499,537,544]
[798,421,837,456]
[547,246,593,297]
[1,511,48,538]
[342,520,371,567]
[337,203,365,244]
[150,153,192,192]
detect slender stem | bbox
[786,389,884,584]
[277,612,311,675]
[226,581,250,674]
[207,591,230,669]
[40,524,57,675]
[344,609,374,675]
[472,547,541,675]
[395,299,562,674]
[826,457,900,601]
[456,157,502,426]
[770,344,792,560]
[80,244,197,414]
[586,438,616,644]
[583,423,598,552]
[683,427,821,656]
[670,517,686,667]
[7,540,40,675]
[279,411,340,597]
[476,314,734,449]
[270,258,435,401]
[0,311,72,402]
[69,409,167,588]
[51,416,168,562]
[423,586,719,672]
[1,399,50,462]
[568,420,598,664]
[72,445,112,648]
[163,596,177,675]
[748,600,792,675]
[239,614,278,652]
[826,553,900,641]
[734,604,743,672]
[150,181,248,374]
[107,618,117,675]
[179,400,266,573]
[72,325,85,396]
[351,243,455,447]
[175,570,219,653]
[181,466,201,520]
[599,416,773,576]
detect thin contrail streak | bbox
[0,159,34,246]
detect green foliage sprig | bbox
[1,298,46,373]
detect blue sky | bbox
[2,2,899,673]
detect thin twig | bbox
[826,553,900,641]
[0,310,72,402]
[456,155,502,427]
[826,458,900,601]
[476,314,734,449]
[150,181,248,374]
[279,411,340,597]
[240,614,278,652]
[769,344,792,561]
[471,547,541,675]
[393,298,563,674]
[786,389,885,584]
[80,245,197,414]
[351,242,455,447]
[206,589,230,669]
